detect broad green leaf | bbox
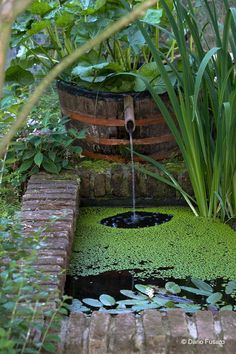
[27,20,51,36]
[191,278,213,293]
[56,13,75,28]
[19,159,33,172]
[165,282,181,294]
[34,151,43,167]
[82,298,103,307]
[42,159,59,174]
[30,1,52,16]
[99,294,116,306]
[48,151,56,162]
[206,292,223,305]
[42,342,56,353]
[142,9,163,26]
[5,66,34,86]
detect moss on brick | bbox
[69,207,236,280]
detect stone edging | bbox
[58,310,236,354]
[21,172,80,297]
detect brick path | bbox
[21,173,236,354]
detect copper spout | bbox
[124,95,135,133]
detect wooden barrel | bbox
[56,80,178,162]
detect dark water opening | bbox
[100,211,173,228]
[65,270,236,309]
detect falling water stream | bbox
[100,106,173,229]
[129,128,137,222]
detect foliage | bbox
[1,88,86,187]
[70,278,236,315]
[0,217,70,353]
[9,0,180,92]
[130,0,236,221]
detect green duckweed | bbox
[69,207,236,280]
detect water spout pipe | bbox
[124,95,135,133]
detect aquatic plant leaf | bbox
[157,294,194,304]
[176,303,201,313]
[116,300,149,306]
[165,281,181,294]
[225,281,236,295]
[220,305,233,311]
[82,298,103,307]
[191,278,213,293]
[99,294,116,306]
[135,284,153,296]
[120,290,148,300]
[105,309,133,314]
[180,286,212,296]
[206,292,223,305]
[153,296,171,306]
[132,303,160,311]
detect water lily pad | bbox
[225,281,236,295]
[99,294,116,306]
[82,298,103,307]
[191,278,213,293]
[180,286,212,296]
[206,292,223,305]
[120,290,148,300]
[165,282,181,294]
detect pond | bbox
[65,206,236,313]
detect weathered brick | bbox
[220,311,236,354]
[94,174,106,197]
[143,310,166,354]
[65,313,89,354]
[167,310,191,354]
[88,312,110,354]
[110,313,136,354]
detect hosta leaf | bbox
[42,159,59,174]
[165,282,181,294]
[99,294,116,306]
[82,298,103,307]
[191,278,213,293]
[34,151,43,167]
[225,281,236,295]
[206,292,223,305]
[19,159,33,172]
